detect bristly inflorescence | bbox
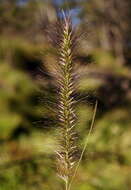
[44,11,79,189]
[55,12,78,187]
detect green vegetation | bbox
[0,0,131,190]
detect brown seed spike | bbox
[44,10,79,190]
[55,11,78,190]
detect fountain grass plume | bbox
[45,11,79,189]
[42,10,97,190]
[55,12,78,190]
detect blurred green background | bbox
[0,0,131,189]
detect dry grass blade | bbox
[68,100,98,190]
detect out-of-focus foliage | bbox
[0,0,131,190]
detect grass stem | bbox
[68,100,98,190]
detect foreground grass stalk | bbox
[55,13,78,190]
[46,11,97,190]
